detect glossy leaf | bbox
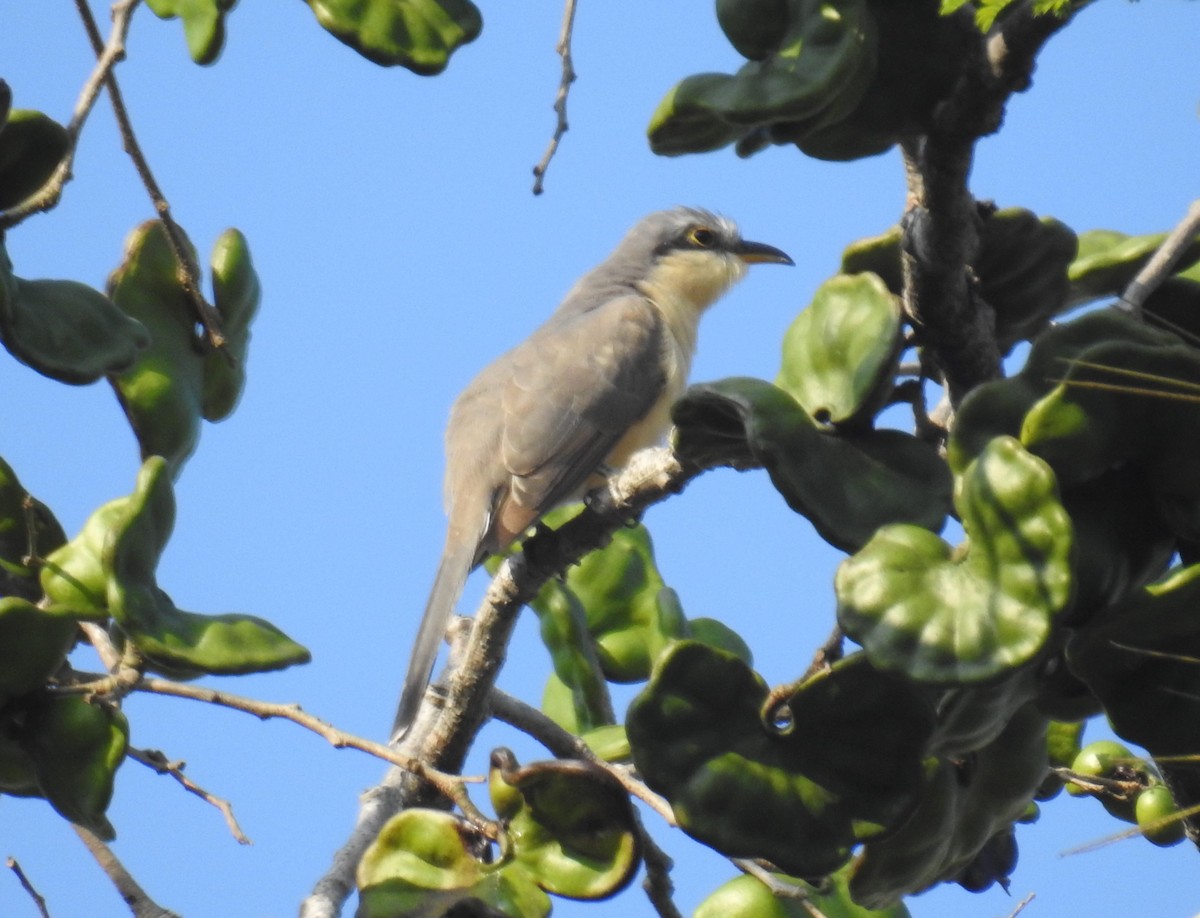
[0,109,67,209]
[627,643,935,877]
[837,437,1072,683]
[202,229,259,419]
[1020,337,1200,496]
[490,749,640,900]
[305,0,482,75]
[850,703,1048,908]
[0,599,77,707]
[43,458,309,676]
[0,454,66,601]
[144,0,236,65]
[357,809,550,918]
[108,221,260,477]
[1068,564,1200,758]
[22,695,128,840]
[649,0,877,157]
[1068,227,1200,308]
[0,244,149,385]
[777,272,902,427]
[674,377,951,551]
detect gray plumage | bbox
[392,208,791,738]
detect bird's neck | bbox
[636,251,746,360]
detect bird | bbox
[392,207,793,738]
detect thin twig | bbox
[71,0,227,348]
[74,826,181,918]
[5,857,51,918]
[635,815,683,918]
[127,747,251,844]
[531,0,578,195]
[732,859,828,918]
[134,678,475,806]
[1006,892,1036,918]
[0,0,139,231]
[489,688,678,825]
[1118,199,1200,316]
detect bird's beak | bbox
[734,239,794,266]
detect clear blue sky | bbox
[2,2,1200,916]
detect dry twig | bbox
[74,826,180,918]
[6,857,51,918]
[531,0,579,195]
[127,747,251,844]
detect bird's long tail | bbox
[391,535,477,740]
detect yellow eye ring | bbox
[688,226,716,248]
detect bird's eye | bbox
[688,227,716,248]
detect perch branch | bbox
[301,443,751,917]
[72,0,227,348]
[732,859,827,918]
[531,0,578,195]
[5,857,50,918]
[0,0,139,231]
[1119,198,1200,316]
[74,825,180,918]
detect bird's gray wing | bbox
[501,294,668,517]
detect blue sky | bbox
[2,2,1200,916]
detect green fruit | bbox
[1136,785,1186,847]
[1070,739,1134,780]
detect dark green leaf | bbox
[144,0,236,65]
[305,0,482,74]
[0,110,67,210]
[837,437,1072,683]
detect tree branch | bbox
[127,746,250,845]
[531,0,578,195]
[301,444,735,917]
[0,0,139,232]
[5,857,50,918]
[74,825,180,918]
[1119,198,1200,316]
[71,0,227,348]
[901,3,1074,407]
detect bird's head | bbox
[627,207,793,315]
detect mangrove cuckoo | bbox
[392,207,792,738]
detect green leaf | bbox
[716,0,790,61]
[305,0,482,75]
[837,437,1072,683]
[850,703,1048,908]
[202,229,259,420]
[108,221,261,478]
[491,750,640,900]
[21,695,128,840]
[1068,228,1200,308]
[673,378,951,551]
[1020,337,1200,498]
[649,0,877,157]
[0,454,66,601]
[777,272,902,427]
[144,0,236,65]
[0,110,67,209]
[44,457,309,676]
[0,244,149,385]
[358,809,550,918]
[105,458,310,676]
[1068,564,1200,758]
[0,599,77,707]
[627,643,935,877]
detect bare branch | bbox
[531,0,579,195]
[1119,198,1200,316]
[1007,892,1036,918]
[71,0,227,348]
[732,859,828,918]
[74,826,180,918]
[127,747,251,845]
[0,0,139,231]
[5,857,51,918]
